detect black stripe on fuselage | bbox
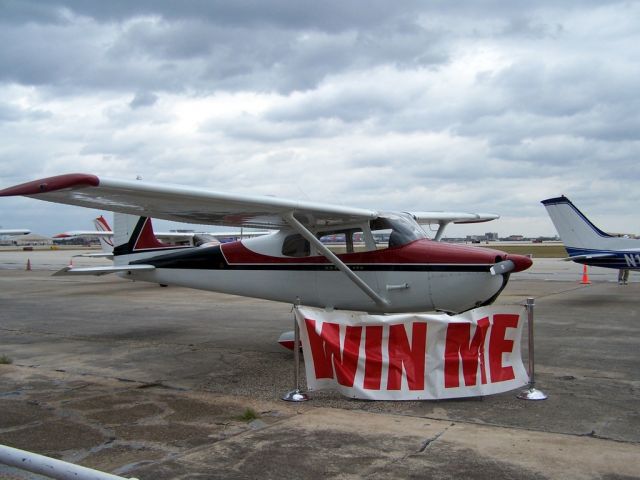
[130,245,493,273]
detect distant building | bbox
[485,232,499,241]
[9,233,53,246]
[504,235,524,241]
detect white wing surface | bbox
[410,212,499,224]
[409,212,499,241]
[54,230,113,238]
[0,173,378,229]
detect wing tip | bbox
[0,173,99,197]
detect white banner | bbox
[295,305,528,400]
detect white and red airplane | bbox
[54,215,272,258]
[0,173,531,313]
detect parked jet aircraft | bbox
[542,195,640,270]
[0,173,532,313]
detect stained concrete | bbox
[0,251,638,479]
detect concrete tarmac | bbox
[0,250,638,479]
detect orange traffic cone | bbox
[26,259,31,271]
[580,264,591,284]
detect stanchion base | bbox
[517,387,548,401]
[282,389,309,402]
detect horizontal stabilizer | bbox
[72,252,114,259]
[53,264,155,276]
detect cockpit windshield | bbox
[370,213,428,248]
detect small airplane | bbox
[1,173,532,313]
[542,195,640,271]
[52,215,117,258]
[54,215,272,259]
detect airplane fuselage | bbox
[566,247,640,270]
[115,235,531,313]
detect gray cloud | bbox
[129,91,159,109]
[1,1,639,236]
[0,1,442,95]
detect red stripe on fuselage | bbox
[221,239,507,266]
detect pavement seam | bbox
[390,411,640,446]
[6,362,639,446]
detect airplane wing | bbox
[0,173,378,229]
[410,212,499,224]
[409,212,499,241]
[0,229,31,235]
[56,229,268,241]
[562,252,616,262]
[564,252,638,261]
[55,228,204,243]
[53,230,113,238]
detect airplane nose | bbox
[505,254,533,272]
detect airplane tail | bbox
[112,213,184,262]
[93,215,114,253]
[541,196,614,251]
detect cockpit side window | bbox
[282,234,310,257]
[317,229,363,253]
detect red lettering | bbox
[489,314,518,383]
[304,319,362,387]
[363,325,383,390]
[387,322,427,390]
[444,317,490,388]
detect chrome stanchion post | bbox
[283,304,309,402]
[518,297,548,400]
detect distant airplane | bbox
[54,215,272,258]
[541,195,640,271]
[0,228,30,236]
[1,173,531,313]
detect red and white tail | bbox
[112,213,182,260]
[93,215,114,252]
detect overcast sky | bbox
[1,1,639,237]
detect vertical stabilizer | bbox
[112,213,179,258]
[541,196,612,251]
[93,215,114,253]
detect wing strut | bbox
[434,221,450,241]
[283,212,390,308]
